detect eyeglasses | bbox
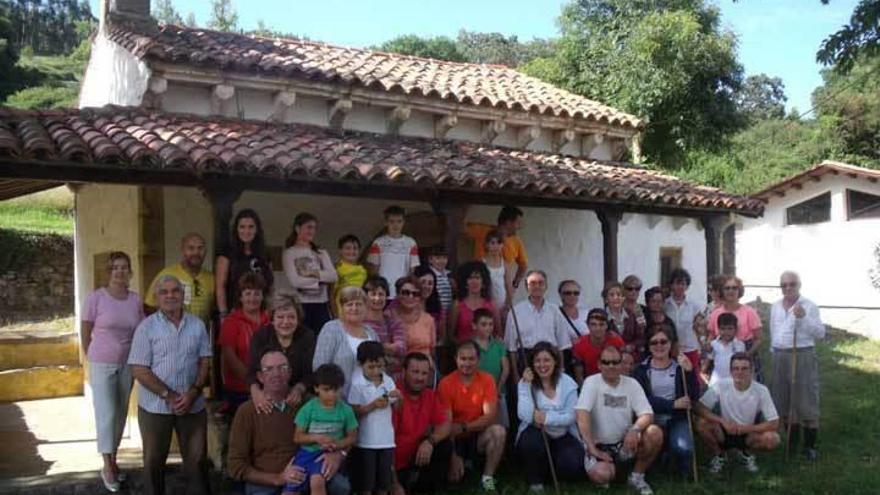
[600,359,621,366]
[260,364,290,373]
[731,366,751,372]
[649,339,669,346]
[562,290,580,296]
[625,286,642,292]
[399,290,420,298]
[780,282,798,289]
[723,286,739,291]
[192,278,202,297]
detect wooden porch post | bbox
[701,215,726,278]
[431,200,469,268]
[596,209,622,282]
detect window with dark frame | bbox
[847,189,880,220]
[659,247,682,287]
[785,192,831,225]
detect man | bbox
[227,349,349,495]
[392,352,453,495]
[129,275,212,495]
[504,270,571,380]
[467,205,528,289]
[696,352,781,475]
[571,308,625,384]
[576,345,662,495]
[663,268,704,371]
[437,341,506,493]
[770,271,825,461]
[145,233,215,324]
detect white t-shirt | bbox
[700,378,779,425]
[366,235,420,298]
[648,361,677,401]
[708,338,746,386]
[483,258,507,308]
[575,374,653,445]
[347,370,397,448]
[559,305,590,344]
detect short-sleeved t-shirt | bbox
[294,397,358,452]
[347,370,397,449]
[708,338,746,386]
[334,261,368,314]
[477,338,506,385]
[708,305,762,342]
[700,378,779,425]
[83,288,144,364]
[145,264,214,323]
[393,384,450,470]
[572,333,625,377]
[366,235,420,298]
[575,374,653,445]
[438,370,497,424]
[466,223,528,268]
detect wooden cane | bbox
[680,363,699,483]
[784,321,799,461]
[509,293,561,495]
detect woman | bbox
[558,280,589,344]
[633,328,698,476]
[516,341,585,491]
[312,286,379,395]
[622,274,648,331]
[604,281,646,362]
[482,229,513,311]
[708,275,764,381]
[81,252,144,492]
[216,209,273,319]
[247,293,316,413]
[362,275,406,379]
[414,264,444,334]
[218,273,269,414]
[283,212,338,334]
[446,261,499,343]
[644,286,676,335]
[392,276,437,367]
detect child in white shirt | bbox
[366,205,420,299]
[704,312,746,386]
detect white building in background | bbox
[737,161,880,338]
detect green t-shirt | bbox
[477,338,507,386]
[294,397,358,452]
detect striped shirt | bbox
[432,267,454,312]
[127,311,212,414]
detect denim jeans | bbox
[245,474,350,495]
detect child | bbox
[482,229,513,312]
[366,205,420,299]
[703,312,746,386]
[472,308,510,427]
[427,245,454,314]
[347,341,401,495]
[334,234,368,315]
[285,364,358,495]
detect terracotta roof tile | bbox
[105,24,642,130]
[0,106,762,215]
[753,160,880,200]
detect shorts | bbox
[350,447,394,492]
[583,442,635,472]
[283,448,323,493]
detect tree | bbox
[208,0,238,32]
[735,74,787,121]
[374,35,467,62]
[185,12,197,27]
[522,0,744,167]
[455,30,554,67]
[153,0,183,25]
[817,0,879,73]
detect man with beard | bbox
[146,233,215,324]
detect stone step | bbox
[0,332,79,371]
[0,365,83,402]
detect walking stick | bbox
[509,295,561,495]
[679,365,699,483]
[784,321,799,461]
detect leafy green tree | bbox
[185,12,198,27]
[153,0,184,25]
[456,30,554,67]
[208,0,238,32]
[5,85,79,109]
[374,34,467,62]
[817,0,879,73]
[735,74,787,121]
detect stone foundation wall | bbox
[0,230,74,322]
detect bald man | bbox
[145,233,215,324]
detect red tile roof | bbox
[105,24,643,130]
[0,106,762,215]
[753,160,880,201]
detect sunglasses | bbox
[625,286,642,292]
[723,286,740,291]
[192,278,202,297]
[399,290,420,298]
[562,290,580,296]
[600,359,621,366]
[649,339,669,346]
[780,283,798,289]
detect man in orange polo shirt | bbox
[466,206,528,290]
[438,341,507,493]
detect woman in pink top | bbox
[392,276,437,366]
[362,275,406,379]
[446,261,500,343]
[80,251,144,491]
[708,275,765,381]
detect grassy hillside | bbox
[0,186,74,235]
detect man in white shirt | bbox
[576,346,662,495]
[663,268,704,371]
[504,270,571,381]
[770,271,825,461]
[696,352,780,475]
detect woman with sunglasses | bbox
[516,341,585,492]
[633,328,698,477]
[622,274,648,331]
[392,276,437,368]
[603,281,647,362]
[707,275,764,382]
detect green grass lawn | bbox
[447,328,880,494]
[0,187,73,235]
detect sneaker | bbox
[529,484,545,493]
[708,454,726,474]
[627,473,654,495]
[481,476,499,493]
[737,450,759,473]
[804,448,819,462]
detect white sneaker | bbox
[628,472,654,495]
[737,450,759,473]
[529,484,545,493]
[708,454,726,474]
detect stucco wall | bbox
[162,186,214,269]
[79,35,150,108]
[737,174,880,337]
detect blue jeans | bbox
[658,415,694,475]
[245,474,350,495]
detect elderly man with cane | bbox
[770,271,825,461]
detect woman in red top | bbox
[218,273,270,413]
[446,261,501,343]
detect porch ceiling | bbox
[0,106,764,216]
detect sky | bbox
[89,0,860,113]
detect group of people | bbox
[78,204,826,495]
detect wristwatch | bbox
[629,426,643,434]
